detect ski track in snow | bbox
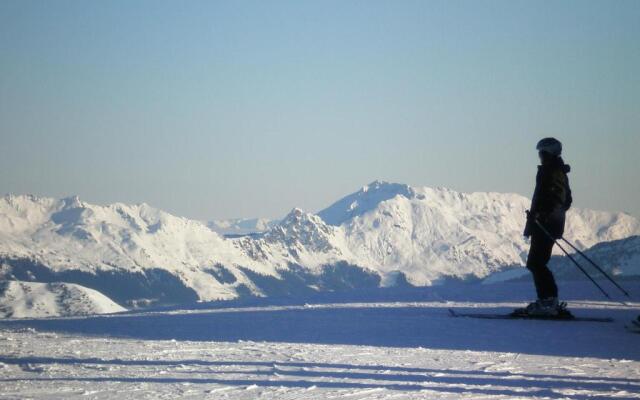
[1,295,639,400]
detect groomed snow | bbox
[0,282,639,399]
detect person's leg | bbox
[526,233,558,300]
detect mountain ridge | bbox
[1,182,638,316]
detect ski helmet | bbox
[536,137,562,156]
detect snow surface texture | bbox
[0,282,639,399]
[0,182,639,315]
[0,281,125,318]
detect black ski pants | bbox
[526,232,558,300]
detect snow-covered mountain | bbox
[317,181,639,284]
[549,235,640,280]
[1,182,638,314]
[484,234,640,285]
[237,208,349,268]
[0,280,125,318]
[0,194,284,305]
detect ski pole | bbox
[559,237,631,298]
[533,219,611,300]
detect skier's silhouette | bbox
[522,138,572,316]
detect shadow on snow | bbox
[0,357,637,399]
[1,301,638,361]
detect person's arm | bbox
[524,169,543,237]
[531,167,558,215]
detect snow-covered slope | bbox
[237,208,350,269]
[484,235,640,284]
[2,283,640,400]
[0,182,638,314]
[549,235,640,280]
[0,194,240,272]
[318,181,416,226]
[0,194,269,304]
[0,280,125,318]
[318,181,640,285]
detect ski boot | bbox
[512,298,573,319]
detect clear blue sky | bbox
[1,0,638,220]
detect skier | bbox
[521,137,572,316]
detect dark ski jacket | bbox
[524,156,572,239]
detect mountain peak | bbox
[262,208,337,255]
[61,195,84,209]
[278,208,325,229]
[317,181,415,226]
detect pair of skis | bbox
[448,308,613,323]
[448,308,640,334]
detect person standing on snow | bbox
[522,138,573,316]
